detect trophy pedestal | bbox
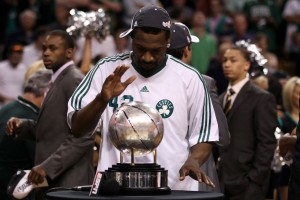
[105,163,171,195]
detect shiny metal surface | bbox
[106,171,168,188]
[109,101,164,157]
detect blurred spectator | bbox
[89,0,123,35]
[273,77,300,200]
[206,0,232,43]
[251,74,269,90]
[55,0,93,10]
[0,44,27,107]
[111,28,130,55]
[224,0,251,18]
[190,11,217,74]
[166,0,193,26]
[293,26,300,76]
[206,41,232,94]
[47,3,71,31]
[230,13,253,43]
[0,0,33,46]
[243,0,281,53]
[192,0,210,16]
[121,0,162,28]
[36,0,56,27]
[3,9,37,59]
[75,34,116,65]
[282,0,300,56]
[22,26,49,68]
[0,69,52,200]
[254,33,279,73]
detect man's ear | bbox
[66,48,74,59]
[183,46,189,58]
[244,61,251,72]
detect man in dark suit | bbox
[6,30,95,199]
[220,44,277,199]
[166,22,230,192]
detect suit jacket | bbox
[219,81,277,197]
[34,65,95,187]
[199,75,230,192]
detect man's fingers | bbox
[124,75,137,86]
[179,168,188,181]
[114,65,129,77]
[6,118,21,136]
[202,175,215,188]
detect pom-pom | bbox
[235,40,268,67]
[66,9,110,42]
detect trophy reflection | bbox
[106,101,171,195]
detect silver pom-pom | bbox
[235,40,268,67]
[66,9,110,42]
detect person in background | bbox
[206,41,232,95]
[0,43,26,107]
[0,70,52,200]
[190,11,217,74]
[273,77,300,200]
[68,6,219,191]
[167,22,230,192]
[254,33,279,73]
[6,30,95,199]
[230,13,253,44]
[21,26,49,68]
[220,42,277,199]
[279,123,299,200]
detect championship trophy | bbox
[106,101,171,195]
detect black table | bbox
[45,190,223,200]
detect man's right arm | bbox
[6,117,36,140]
[70,65,136,137]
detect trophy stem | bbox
[153,149,157,164]
[131,148,135,166]
[120,152,123,164]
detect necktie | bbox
[223,88,235,115]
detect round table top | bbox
[46,190,224,200]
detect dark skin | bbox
[6,34,74,185]
[71,28,214,188]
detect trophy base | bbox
[105,163,171,195]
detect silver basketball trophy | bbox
[106,101,171,195]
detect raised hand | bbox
[98,65,136,103]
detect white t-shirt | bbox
[67,52,219,191]
[22,43,42,68]
[0,61,26,102]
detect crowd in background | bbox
[0,0,300,200]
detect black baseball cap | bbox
[169,22,199,49]
[119,6,171,38]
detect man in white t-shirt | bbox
[67,5,219,191]
[0,44,27,107]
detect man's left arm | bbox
[178,75,219,188]
[248,93,277,185]
[179,142,215,187]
